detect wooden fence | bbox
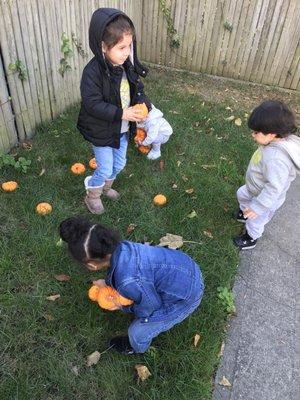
[0,0,299,152]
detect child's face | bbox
[102,34,132,66]
[251,131,277,145]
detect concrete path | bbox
[213,177,300,400]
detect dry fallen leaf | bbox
[170,110,180,114]
[46,294,60,301]
[159,233,184,249]
[201,164,215,169]
[234,118,242,126]
[56,238,63,247]
[203,230,213,238]
[39,168,46,176]
[225,106,232,111]
[135,364,151,381]
[86,351,101,367]
[172,183,178,189]
[181,175,189,182]
[193,333,201,347]
[177,160,182,167]
[21,141,33,150]
[54,274,70,282]
[44,314,54,321]
[185,188,195,194]
[187,210,197,218]
[71,365,80,376]
[218,341,225,357]
[219,376,232,387]
[225,115,235,121]
[223,204,229,212]
[127,223,137,234]
[159,160,165,171]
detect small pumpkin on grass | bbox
[132,103,149,119]
[1,181,18,192]
[89,158,97,170]
[134,128,151,154]
[36,202,52,215]
[88,285,133,311]
[153,194,167,206]
[71,163,86,175]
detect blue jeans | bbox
[88,133,129,187]
[128,297,202,353]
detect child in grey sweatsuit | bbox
[234,100,300,250]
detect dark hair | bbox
[59,217,121,263]
[103,15,135,49]
[248,100,297,137]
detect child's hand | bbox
[243,208,258,219]
[122,107,145,122]
[92,279,107,288]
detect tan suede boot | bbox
[103,179,120,200]
[84,186,105,214]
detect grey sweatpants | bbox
[237,185,286,240]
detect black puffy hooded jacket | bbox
[77,8,149,148]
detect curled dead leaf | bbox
[187,210,197,219]
[159,233,184,249]
[54,274,70,282]
[44,314,54,321]
[86,351,101,367]
[172,183,178,189]
[219,376,231,387]
[46,294,60,301]
[185,188,195,194]
[127,223,137,234]
[234,118,242,126]
[56,238,63,247]
[177,160,182,167]
[225,115,235,121]
[193,333,201,347]
[218,341,225,357]
[71,365,80,376]
[135,364,151,381]
[159,160,165,171]
[39,168,46,176]
[181,175,188,182]
[203,230,213,238]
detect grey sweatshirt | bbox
[246,134,300,214]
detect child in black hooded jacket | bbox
[77,8,149,214]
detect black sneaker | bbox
[109,336,135,355]
[234,209,247,223]
[233,232,257,250]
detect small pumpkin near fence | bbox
[36,202,52,215]
[88,285,133,311]
[71,163,86,175]
[1,181,18,192]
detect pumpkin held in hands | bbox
[132,103,149,119]
[71,163,86,174]
[36,202,52,215]
[134,128,151,154]
[88,285,133,311]
[1,181,18,192]
[89,158,97,170]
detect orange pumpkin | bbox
[132,103,148,119]
[89,158,97,170]
[71,163,86,175]
[138,145,151,154]
[1,181,18,192]
[88,285,133,311]
[134,128,147,144]
[36,202,52,215]
[153,194,167,206]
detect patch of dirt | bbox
[148,65,300,123]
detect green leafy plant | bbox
[224,21,233,32]
[0,153,31,173]
[217,286,236,314]
[59,33,73,77]
[159,0,180,48]
[71,32,88,58]
[8,60,27,81]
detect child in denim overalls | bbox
[60,217,204,354]
[77,8,149,214]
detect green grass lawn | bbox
[0,69,255,400]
